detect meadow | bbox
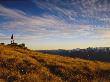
[0,44,110,82]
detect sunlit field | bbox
[0,44,110,82]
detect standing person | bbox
[11,34,14,44]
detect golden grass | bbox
[0,45,110,82]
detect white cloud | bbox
[0,5,27,21]
[35,0,110,23]
[93,28,110,38]
[0,3,110,41]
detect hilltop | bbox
[0,45,110,82]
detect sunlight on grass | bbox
[0,45,110,82]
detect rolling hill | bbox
[0,44,110,82]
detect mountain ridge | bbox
[0,44,110,82]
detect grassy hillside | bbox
[0,45,110,82]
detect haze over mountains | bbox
[38,47,110,62]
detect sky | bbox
[0,0,110,50]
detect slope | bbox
[0,45,110,82]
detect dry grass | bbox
[0,45,110,82]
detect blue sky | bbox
[0,0,110,50]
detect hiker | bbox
[11,34,14,44]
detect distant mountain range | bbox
[37,47,110,62]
